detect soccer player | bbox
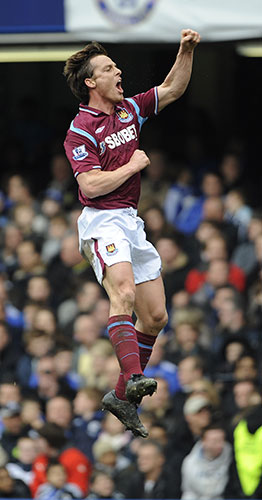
[63,29,200,437]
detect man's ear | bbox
[84,77,96,89]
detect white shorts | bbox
[78,206,162,285]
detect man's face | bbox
[202,429,225,459]
[0,384,20,406]
[137,444,164,475]
[46,397,72,429]
[86,55,123,104]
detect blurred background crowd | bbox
[0,85,262,500]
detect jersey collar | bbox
[79,104,102,116]
[79,103,123,116]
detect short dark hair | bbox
[201,421,226,438]
[46,459,65,473]
[38,423,67,449]
[63,41,108,103]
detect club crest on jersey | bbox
[72,145,88,161]
[106,243,118,256]
[116,108,133,123]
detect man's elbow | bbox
[79,182,98,199]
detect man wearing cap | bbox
[166,394,213,498]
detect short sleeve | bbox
[127,86,158,121]
[64,130,101,179]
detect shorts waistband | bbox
[82,206,137,216]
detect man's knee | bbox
[146,308,168,334]
[111,281,136,310]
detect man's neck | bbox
[88,96,115,115]
[145,466,162,482]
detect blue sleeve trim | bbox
[126,97,148,131]
[70,121,97,147]
[154,86,159,115]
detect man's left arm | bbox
[157,29,200,112]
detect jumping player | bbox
[63,29,200,437]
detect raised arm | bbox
[157,29,200,112]
[77,149,150,199]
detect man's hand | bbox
[180,29,201,53]
[129,149,150,173]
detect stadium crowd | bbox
[0,110,262,499]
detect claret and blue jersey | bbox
[64,87,158,210]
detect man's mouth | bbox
[116,79,123,93]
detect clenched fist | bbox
[129,149,150,173]
[180,29,201,53]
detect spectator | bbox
[231,210,262,275]
[72,387,104,461]
[181,423,232,499]
[213,336,253,386]
[0,320,21,379]
[165,318,210,368]
[16,330,55,389]
[35,460,82,499]
[225,403,262,499]
[86,469,123,499]
[29,355,76,409]
[47,152,77,210]
[120,440,175,499]
[233,354,258,382]
[26,276,52,308]
[7,436,37,486]
[139,149,171,211]
[167,394,213,498]
[91,298,110,337]
[164,164,195,227]
[224,188,252,242]
[219,152,244,193]
[77,339,114,390]
[45,396,73,431]
[0,402,25,459]
[0,274,25,334]
[20,398,44,431]
[73,313,102,379]
[142,204,176,246]
[0,374,22,405]
[140,377,176,432]
[47,234,92,307]
[174,171,224,234]
[54,344,82,391]
[211,296,260,359]
[12,239,45,308]
[155,232,193,308]
[185,234,246,294]
[41,213,69,265]
[1,223,23,279]
[31,423,92,498]
[190,259,245,309]
[58,281,102,329]
[0,465,31,498]
[225,379,259,424]
[32,306,58,336]
[143,335,180,395]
